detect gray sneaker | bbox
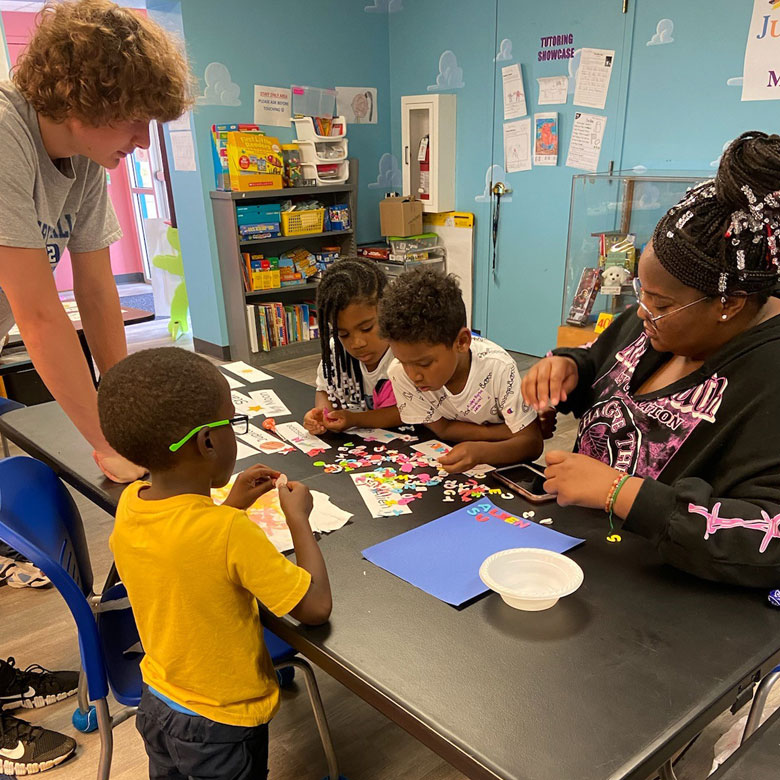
[5,563,50,590]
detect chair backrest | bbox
[0,397,25,415]
[0,457,93,594]
[0,457,108,701]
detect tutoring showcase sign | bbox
[742,0,780,101]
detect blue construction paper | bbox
[362,499,585,606]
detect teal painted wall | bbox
[149,0,778,354]
[388,1,497,333]
[622,1,778,171]
[387,0,778,355]
[148,0,392,349]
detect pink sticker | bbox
[293,87,305,95]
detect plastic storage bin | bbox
[297,139,348,164]
[300,161,349,186]
[387,233,438,253]
[280,208,325,236]
[292,115,347,142]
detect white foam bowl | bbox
[479,548,584,611]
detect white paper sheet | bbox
[741,0,780,101]
[239,426,295,455]
[169,130,197,172]
[231,391,255,416]
[348,427,401,443]
[410,440,495,478]
[537,76,569,105]
[335,87,378,124]
[224,375,242,389]
[275,422,330,455]
[253,85,291,127]
[350,472,413,518]
[222,362,272,384]
[212,478,352,553]
[168,111,191,132]
[235,440,260,461]
[573,48,615,110]
[247,389,291,418]
[502,64,527,119]
[566,112,607,172]
[503,118,532,173]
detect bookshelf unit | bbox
[210,160,358,364]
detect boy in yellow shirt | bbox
[98,347,331,780]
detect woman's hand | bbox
[321,409,354,433]
[538,408,558,440]
[543,450,620,509]
[93,450,146,483]
[303,407,327,435]
[521,356,579,411]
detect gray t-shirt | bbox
[0,81,122,334]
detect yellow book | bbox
[226,132,284,191]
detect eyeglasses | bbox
[168,415,249,453]
[632,277,709,328]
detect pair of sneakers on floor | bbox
[0,657,79,776]
[0,555,49,589]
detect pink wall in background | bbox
[2,10,145,291]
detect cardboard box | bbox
[379,196,423,237]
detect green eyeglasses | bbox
[168,415,249,452]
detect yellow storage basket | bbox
[281,208,325,236]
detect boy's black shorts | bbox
[136,686,269,780]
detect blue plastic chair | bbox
[0,456,139,780]
[0,456,345,780]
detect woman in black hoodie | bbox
[523,131,780,587]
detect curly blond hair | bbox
[13,0,194,125]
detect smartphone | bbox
[492,463,555,503]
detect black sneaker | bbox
[0,659,79,711]
[0,714,76,775]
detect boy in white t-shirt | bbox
[379,269,543,474]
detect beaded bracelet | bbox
[608,474,631,530]
[604,474,623,514]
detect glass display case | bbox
[558,170,712,347]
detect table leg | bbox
[658,760,678,780]
[741,666,780,743]
[77,330,99,388]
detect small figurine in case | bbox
[567,268,601,325]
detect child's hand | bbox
[321,409,353,433]
[224,464,280,510]
[437,442,484,474]
[303,407,327,435]
[278,480,314,524]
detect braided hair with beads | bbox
[652,131,780,302]
[316,257,388,410]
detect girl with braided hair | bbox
[523,131,780,587]
[303,258,401,435]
